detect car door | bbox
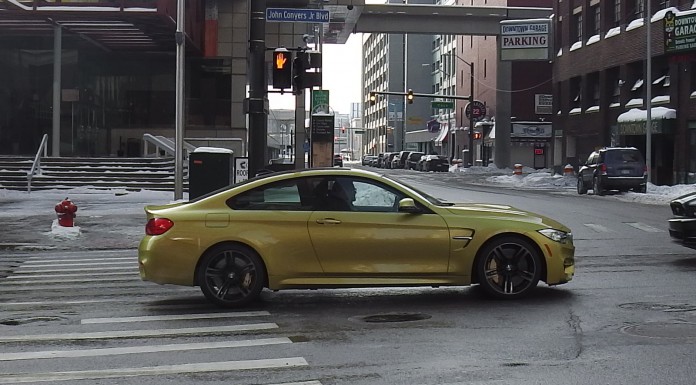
[308,176,450,275]
[579,153,596,186]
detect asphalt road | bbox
[0,170,694,385]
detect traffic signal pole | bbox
[468,62,474,167]
[248,0,268,177]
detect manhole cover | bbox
[621,322,696,339]
[361,313,431,323]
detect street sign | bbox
[234,157,249,184]
[266,8,330,23]
[431,100,454,109]
[311,90,330,113]
[465,101,487,120]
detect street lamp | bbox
[443,53,475,167]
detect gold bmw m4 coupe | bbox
[138,168,574,308]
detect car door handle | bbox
[316,218,342,225]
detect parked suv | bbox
[577,147,647,195]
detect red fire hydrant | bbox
[55,198,78,227]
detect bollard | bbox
[513,164,523,175]
[563,164,575,177]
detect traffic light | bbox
[292,51,306,95]
[272,48,292,90]
[369,91,376,106]
[341,127,346,134]
[407,89,414,104]
[473,132,482,140]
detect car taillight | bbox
[643,165,648,175]
[599,163,607,174]
[146,218,174,235]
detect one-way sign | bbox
[266,8,330,23]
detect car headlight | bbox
[538,229,572,244]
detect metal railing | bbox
[142,134,196,159]
[27,134,48,193]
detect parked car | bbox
[577,147,647,196]
[138,168,575,307]
[333,154,344,167]
[422,155,450,172]
[362,154,377,166]
[405,152,424,170]
[415,155,428,171]
[668,192,696,249]
[390,154,401,169]
[376,153,386,168]
[384,152,398,168]
[396,151,412,169]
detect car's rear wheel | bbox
[577,177,587,194]
[634,185,647,193]
[476,236,541,299]
[593,176,604,196]
[196,244,266,308]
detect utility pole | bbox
[247,0,268,177]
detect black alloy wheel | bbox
[577,176,587,195]
[196,244,266,308]
[476,236,541,299]
[593,176,604,196]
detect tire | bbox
[634,184,647,193]
[476,236,542,299]
[593,176,604,196]
[577,176,587,195]
[196,243,266,308]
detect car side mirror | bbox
[398,198,421,214]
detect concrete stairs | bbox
[0,156,187,191]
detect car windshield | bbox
[383,174,453,206]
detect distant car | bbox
[422,155,450,172]
[138,168,575,307]
[415,155,428,171]
[390,154,401,169]
[397,151,412,169]
[362,155,377,166]
[577,147,647,195]
[333,154,344,167]
[406,152,424,170]
[384,152,398,169]
[668,192,696,249]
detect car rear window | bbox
[605,150,643,163]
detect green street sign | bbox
[431,100,454,109]
[311,90,330,113]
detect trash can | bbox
[188,147,234,200]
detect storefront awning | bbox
[617,107,676,135]
[434,125,450,146]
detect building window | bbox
[635,0,645,19]
[574,12,583,42]
[614,0,621,25]
[658,0,670,9]
[592,5,601,36]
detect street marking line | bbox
[18,261,134,268]
[0,358,308,383]
[0,283,150,292]
[0,337,291,361]
[6,272,135,279]
[0,323,279,343]
[12,266,137,273]
[22,257,135,264]
[82,311,271,324]
[625,222,664,233]
[267,382,322,385]
[583,223,613,233]
[0,277,138,285]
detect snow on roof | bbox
[617,107,677,122]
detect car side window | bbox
[352,179,404,212]
[312,177,404,213]
[227,179,310,211]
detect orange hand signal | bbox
[275,53,287,69]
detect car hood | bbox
[444,203,570,231]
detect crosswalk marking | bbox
[22,257,135,264]
[12,266,136,273]
[6,272,135,279]
[625,222,664,233]
[82,311,271,324]
[583,223,612,233]
[0,323,278,343]
[0,358,309,384]
[0,276,138,285]
[0,337,292,361]
[0,282,148,292]
[17,261,134,268]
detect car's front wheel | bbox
[577,176,587,194]
[196,243,266,308]
[476,236,541,299]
